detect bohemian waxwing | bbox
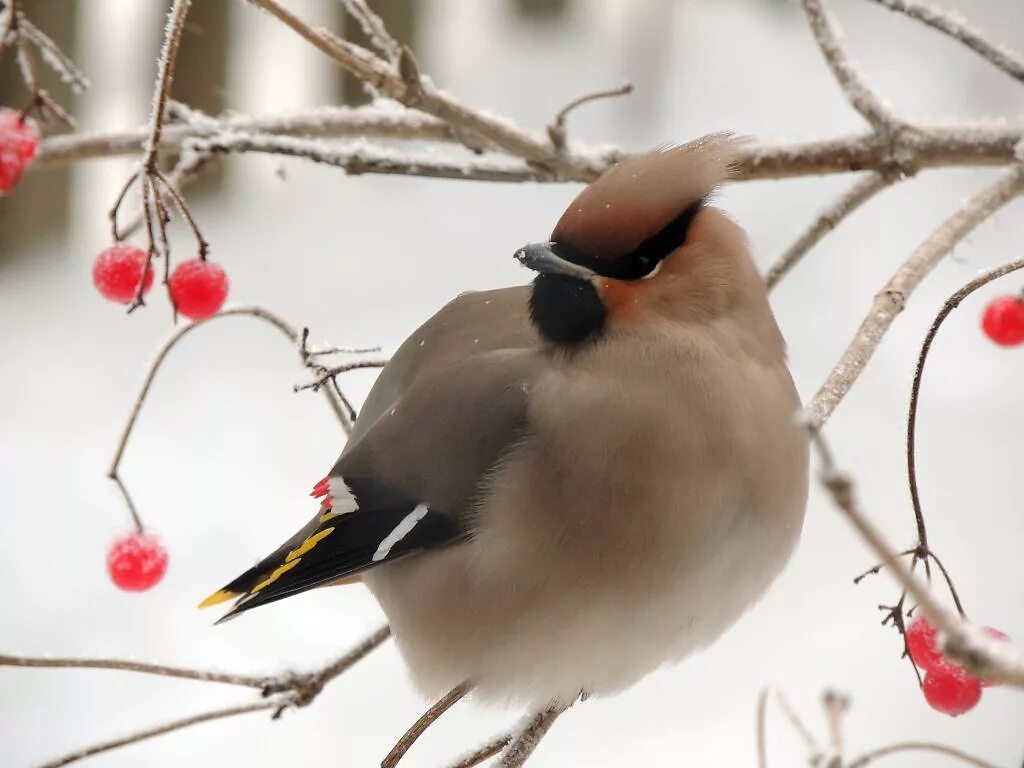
[201,134,809,707]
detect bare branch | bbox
[242,0,614,178]
[339,0,401,65]
[809,430,1024,688]
[807,160,1024,427]
[766,172,893,289]
[800,0,901,130]
[499,706,565,768]
[822,689,850,761]
[443,733,513,768]
[5,626,391,767]
[34,105,483,165]
[382,683,470,768]
[19,17,89,92]
[903,256,1024,608]
[547,82,633,149]
[0,654,266,689]
[107,305,352,532]
[38,701,280,768]
[188,132,555,183]
[846,740,1002,768]
[143,0,193,169]
[864,0,1024,85]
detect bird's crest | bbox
[551,133,742,260]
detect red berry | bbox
[93,244,155,303]
[982,295,1024,347]
[311,476,330,498]
[107,532,168,592]
[0,109,39,194]
[922,661,982,716]
[0,109,39,160]
[169,259,229,320]
[906,616,943,671]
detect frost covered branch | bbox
[107,306,362,535]
[766,171,894,290]
[806,155,1024,427]
[0,0,87,125]
[864,0,1024,85]
[810,432,1024,689]
[5,626,390,768]
[757,685,1002,768]
[801,0,902,130]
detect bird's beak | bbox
[514,242,597,280]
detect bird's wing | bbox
[202,287,543,621]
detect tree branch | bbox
[39,701,280,768]
[809,431,1024,688]
[766,171,894,290]
[801,0,902,130]
[4,626,392,767]
[0,653,268,688]
[807,159,1024,427]
[107,305,354,533]
[864,0,1024,85]
[846,741,1001,768]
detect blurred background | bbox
[2,0,1023,765]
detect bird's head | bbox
[516,134,758,347]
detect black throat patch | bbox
[529,273,606,347]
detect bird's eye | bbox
[641,261,662,280]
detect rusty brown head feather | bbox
[551,133,740,260]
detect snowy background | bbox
[2,0,1023,766]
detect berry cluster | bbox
[905,616,1008,716]
[92,245,229,320]
[0,109,39,194]
[982,294,1024,346]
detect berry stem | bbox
[905,255,1024,616]
[106,306,355,534]
[154,170,209,259]
[142,0,193,174]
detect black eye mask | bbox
[553,198,704,281]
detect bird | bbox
[200,133,809,710]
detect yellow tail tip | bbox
[198,590,239,609]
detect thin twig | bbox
[846,740,1002,768]
[38,701,280,768]
[295,358,389,393]
[547,82,633,149]
[107,306,351,532]
[6,626,392,767]
[0,654,267,688]
[499,706,565,768]
[143,0,192,169]
[864,0,1024,85]
[19,17,89,92]
[809,430,1024,688]
[443,733,513,768]
[822,690,850,762]
[382,683,471,768]
[766,172,893,289]
[771,689,823,760]
[339,0,401,65]
[243,0,614,178]
[806,161,1024,427]
[189,132,557,183]
[904,256,1024,609]
[755,688,769,768]
[800,0,901,130]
